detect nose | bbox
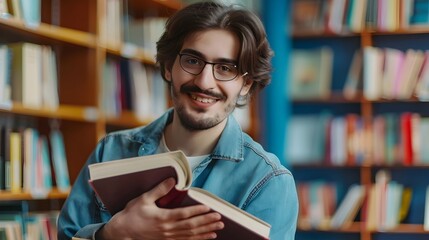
[193,63,217,90]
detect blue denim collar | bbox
[131,108,245,162]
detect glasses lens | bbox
[179,53,239,81]
[180,54,204,75]
[213,63,238,81]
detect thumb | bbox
[143,177,176,203]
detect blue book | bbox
[410,0,429,25]
[20,0,41,27]
[50,130,70,192]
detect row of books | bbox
[0,0,41,27]
[287,112,429,166]
[289,47,333,100]
[102,58,168,120]
[297,171,412,231]
[292,0,429,34]
[361,47,429,101]
[102,0,167,57]
[0,119,70,196]
[0,211,58,240]
[0,43,59,110]
[289,46,429,101]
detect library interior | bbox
[1,0,429,239]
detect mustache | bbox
[180,85,226,100]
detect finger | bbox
[173,220,224,236]
[173,212,222,230]
[142,177,176,203]
[164,204,211,221]
[164,217,224,240]
[174,231,218,240]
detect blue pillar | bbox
[261,0,291,166]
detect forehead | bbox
[181,29,240,61]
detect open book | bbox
[88,150,271,239]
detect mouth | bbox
[190,94,219,104]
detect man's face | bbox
[165,29,252,131]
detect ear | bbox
[240,77,253,96]
[164,67,172,81]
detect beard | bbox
[170,79,238,131]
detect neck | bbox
[164,112,227,156]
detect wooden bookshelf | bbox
[0,18,97,47]
[0,102,99,122]
[0,0,182,217]
[0,189,69,201]
[289,1,429,240]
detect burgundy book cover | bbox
[89,166,269,239]
[89,166,178,215]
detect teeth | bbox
[191,94,216,103]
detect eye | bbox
[183,55,202,66]
[216,64,236,73]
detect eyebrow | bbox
[180,48,238,65]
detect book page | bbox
[88,151,191,190]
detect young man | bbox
[58,2,298,240]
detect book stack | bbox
[0,118,70,196]
[291,0,429,34]
[0,42,59,110]
[287,112,429,166]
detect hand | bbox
[96,178,224,240]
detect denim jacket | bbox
[58,109,298,240]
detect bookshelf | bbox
[284,1,429,240]
[0,0,184,237]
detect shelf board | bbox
[377,224,427,234]
[298,223,429,234]
[128,0,182,17]
[292,31,361,38]
[292,163,362,169]
[105,44,156,64]
[0,188,69,200]
[105,110,153,127]
[0,17,97,48]
[366,27,429,35]
[292,163,429,169]
[298,222,361,233]
[292,28,429,38]
[0,102,99,122]
[291,93,429,104]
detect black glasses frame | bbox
[178,53,242,81]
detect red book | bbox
[400,112,413,165]
[88,150,270,240]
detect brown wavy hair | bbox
[156,1,273,107]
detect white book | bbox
[330,184,366,229]
[397,49,425,99]
[0,45,11,105]
[9,42,43,108]
[363,46,383,100]
[415,51,429,101]
[381,48,404,99]
[41,46,59,109]
[425,185,429,231]
[330,117,346,166]
[129,60,152,120]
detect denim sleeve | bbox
[57,140,112,240]
[244,171,299,240]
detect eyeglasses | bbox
[178,53,246,81]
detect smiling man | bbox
[58,2,298,240]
